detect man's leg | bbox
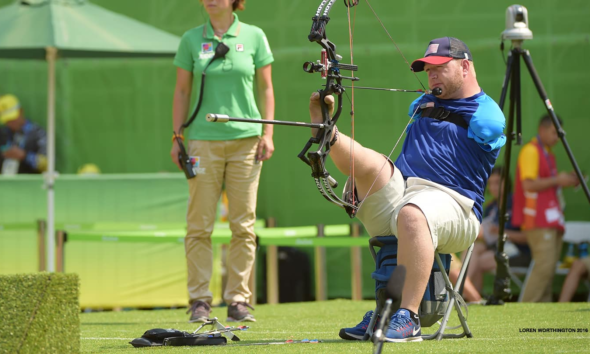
[396,204,434,313]
[541,235,563,301]
[383,205,432,343]
[385,186,479,342]
[558,259,590,302]
[521,228,559,302]
[309,92,392,199]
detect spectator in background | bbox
[558,256,590,302]
[512,114,579,302]
[448,253,484,304]
[0,94,47,175]
[466,166,529,295]
[77,163,101,175]
[171,0,275,323]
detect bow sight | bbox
[303,50,359,83]
[304,0,359,85]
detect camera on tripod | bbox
[490,4,590,306]
[501,4,533,41]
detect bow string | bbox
[207,0,437,218]
[299,0,433,218]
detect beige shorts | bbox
[356,166,480,254]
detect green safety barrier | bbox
[0,222,38,231]
[62,223,366,247]
[62,220,267,244]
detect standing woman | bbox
[171,0,274,323]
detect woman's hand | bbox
[170,141,182,170]
[256,135,274,162]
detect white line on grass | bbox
[81,336,590,341]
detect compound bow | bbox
[297,0,440,218]
[208,0,437,218]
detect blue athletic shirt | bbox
[395,90,506,222]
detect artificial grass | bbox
[0,273,80,354]
[80,300,590,353]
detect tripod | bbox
[488,40,590,305]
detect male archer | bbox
[309,37,506,342]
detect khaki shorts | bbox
[356,166,479,254]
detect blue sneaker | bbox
[384,309,423,342]
[339,310,379,340]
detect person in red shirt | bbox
[512,114,579,302]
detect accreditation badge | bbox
[199,42,214,59]
[189,156,206,175]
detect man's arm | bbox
[522,172,579,192]
[468,98,506,151]
[518,143,578,192]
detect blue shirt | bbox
[395,91,506,221]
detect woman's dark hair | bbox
[490,166,512,194]
[200,0,245,11]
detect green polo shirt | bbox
[174,14,274,141]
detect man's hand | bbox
[556,171,579,188]
[170,141,183,170]
[309,92,335,137]
[2,146,26,161]
[256,135,274,162]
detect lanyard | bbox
[536,135,556,177]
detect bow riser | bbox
[297,0,364,217]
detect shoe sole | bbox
[383,336,423,342]
[227,317,256,322]
[338,328,364,340]
[188,316,209,323]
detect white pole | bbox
[45,46,57,272]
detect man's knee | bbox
[398,204,426,225]
[396,204,428,236]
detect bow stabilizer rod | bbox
[340,85,442,96]
[206,114,325,129]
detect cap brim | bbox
[0,111,19,124]
[411,56,453,72]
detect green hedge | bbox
[0,273,79,354]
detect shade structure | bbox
[0,0,180,57]
[0,0,181,271]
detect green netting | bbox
[0,0,588,305]
[0,0,587,226]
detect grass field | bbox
[80,300,590,353]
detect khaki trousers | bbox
[521,228,563,302]
[185,137,261,305]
